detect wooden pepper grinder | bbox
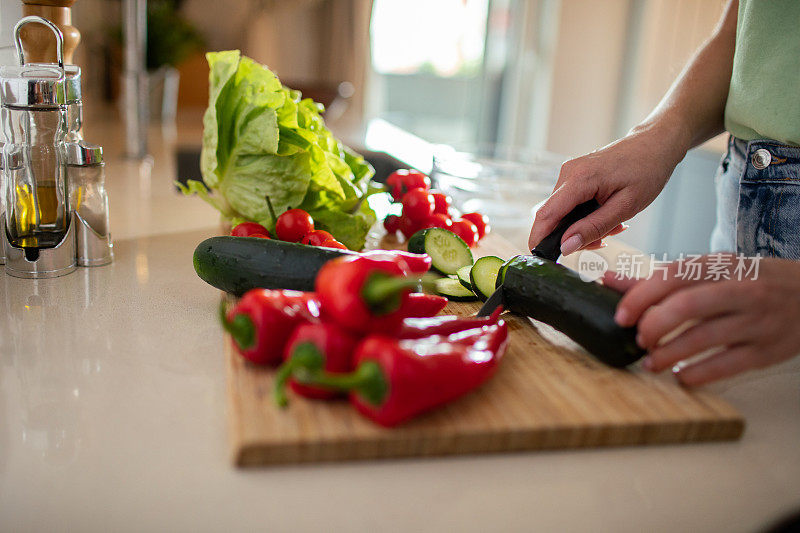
[19,0,80,64]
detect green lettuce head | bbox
[179,50,376,250]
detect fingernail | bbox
[641,356,653,371]
[560,235,582,256]
[636,333,645,348]
[614,308,629,326]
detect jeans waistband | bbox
[729,136,800,165]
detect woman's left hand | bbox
[604,255,800,386]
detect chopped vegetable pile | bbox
[179,50,377,250]
[381,168,490,247]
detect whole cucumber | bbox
[498,255,644,367]
[193,236,354,296]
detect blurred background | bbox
[0,0,728,256]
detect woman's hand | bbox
[529,124,688,255]
[605,256,800,386]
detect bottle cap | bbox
[66,141,103,166]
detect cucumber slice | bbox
[456,265,473,291]
[470,255,505,301]
[407,228,473,275]
[434,277,478,301]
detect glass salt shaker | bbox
[67,141,112,266]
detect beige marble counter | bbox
[1,111,799,532]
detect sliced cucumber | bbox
[498,255,644,367]
[470,255,505,301]
[434,277,477,301]
[407,228,473,275]
[456,265,474,291]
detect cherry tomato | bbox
[319,239,348,250]
[301,230,334,246]
[231,222,269,237]
[399,214,422,240]
[385,169,431,201]
[461,212,490,240]
[250,233,271,239]
[385,172,405,200]
[450,219,479,248]
[275,209,314,242]
[401,188,435,222]
[431,192,451,215]
[401,170,431,192]
[386,170,409,201]
[422,213,452,230]
[383,214,401,234]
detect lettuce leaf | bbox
[299,185,377,250]
[182,50,376,249]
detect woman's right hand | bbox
[528,125,689,255]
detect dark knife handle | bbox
[532,199,601,261]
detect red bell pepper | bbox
[219,289,321,366]
[359,250,432,275]
[293,314,509,426]
[402,292,448,318]
[399,307,503,339]
[315,255,423,335]
[273,322,358,405]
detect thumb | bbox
[559,193,632,256]
[528,181,596,250]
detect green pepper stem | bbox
[295,361,388,406]
[362,275,419,304]
[272,343,326,408]
[219,300,256,351]
[361,272,438,314]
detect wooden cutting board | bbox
[226,232,744,466]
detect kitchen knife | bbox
[477,199,601,317]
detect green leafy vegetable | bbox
[180,50,376,250]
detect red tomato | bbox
[450,219,479,248]
[422,213,452,230]
[399,215,422,240]
[250,233,271,239]
[231,222,269,237]
[275,209,314,242]
[385,172,404,200]
[319,239,348,250]
[461,212,490,239]
[383,214,401,234]
[301,230,334,246]
[386,169,431,201]
[401,170,431,192]
[431,192,451,215]
[401,188,435,222]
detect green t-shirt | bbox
[724,0,800,146]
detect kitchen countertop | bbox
[1,111,799,533]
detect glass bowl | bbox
[430,145,563,228]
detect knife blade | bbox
[477,285,505,317]
[476,199,601,317]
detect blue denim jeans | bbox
[710,136,800,259]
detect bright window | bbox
[371,0,489,78]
